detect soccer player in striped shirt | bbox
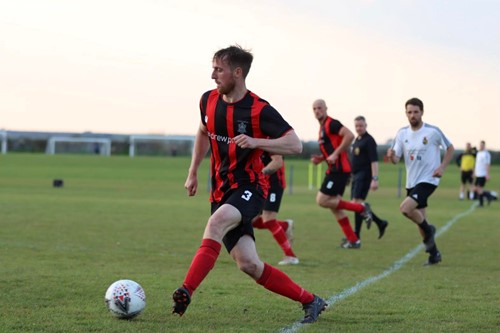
[252,152,299,265]
[172,45,326,324]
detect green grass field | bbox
[1,153,499,333]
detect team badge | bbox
[423,137,428,145]
[354,147,360,155]
[237,120,248,134]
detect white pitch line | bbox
[279,202,478,333]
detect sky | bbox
[1,0,499,149]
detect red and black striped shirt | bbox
[318,116,352,174]
[200,89,292,203]
[261,152,286,190]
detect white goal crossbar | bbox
[46,137,111,155]
[128,135,194,157]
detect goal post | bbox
[1,130,6,154]
[129,135,194,157]
[45,137,111,156]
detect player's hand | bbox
[432,166,444,178]
[310,154,323,165]
[370,180,379,191]
[386,148,395,158]
[326,153,338,165]
[184,176,198,196]
[233,134,257,149]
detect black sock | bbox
[372,211,384,227]
[418,219,432,235]
[479,193,484,206]
[428,244,438,256]
[354,212,363,239]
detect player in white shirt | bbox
[387,98,455,265]
[474,140,491,207]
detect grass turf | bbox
[0,153,499,333]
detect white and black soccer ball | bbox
[105,279,146,319]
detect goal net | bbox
[45,137,111,155]
[129,135,194,157]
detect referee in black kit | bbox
[350,116,388,240]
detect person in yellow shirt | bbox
[455,142,477,200]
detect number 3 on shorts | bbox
[241,190,253,201]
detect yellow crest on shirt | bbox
[354,147,360,155]
[423,137,428,145]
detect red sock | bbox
[252,216,265,229]
[266,219,295,257]
[277,220,289,232]
[256,263,314,304]
[337,216,358,242]
[183,238,221,295]
[337,200,364,213]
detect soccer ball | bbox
[105,279,146,319]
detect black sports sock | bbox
[372,211,383,227]
[354,212,363,239]
[479,193,484,206]
[418,219,432,235]
[428,244,438,256]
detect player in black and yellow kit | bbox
[455,142,476,200]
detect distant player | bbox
[455,142,476,200]
[252,153,298,265]
[387,97,454,265]
[310,99,373,249]
[474,140,491,207]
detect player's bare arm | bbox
[184,122,210,196]
[386,148,400,164]
[326,126,353,164]
[433,144,455,178]
[233,130,302,155]
[262,155,284,175]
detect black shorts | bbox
[461,170,473,184]
[474,177,487,187]
[351,170,371,200]
[320,172,350,197]
[406,183,437,209]
[211,185,266,253]
[263,184,284,212]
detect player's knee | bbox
[236,258,259,277]
[399,204,410,216]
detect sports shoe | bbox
[424,251,442,266]
[301,295,327,324]
[341,240,361,249]
[361,202,373,229]
[172,287,191,316]
[284,219,294,244]
[278,256,300,265]
[378,220,388,239]
[340,237,348,247]
[422,224,436,253]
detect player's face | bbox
[312,101,327,122]
[405,104,423,128]
[211,58,236,95]
[354,120,367,136]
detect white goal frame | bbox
[129,135,194,157]
[45,137,111,155]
